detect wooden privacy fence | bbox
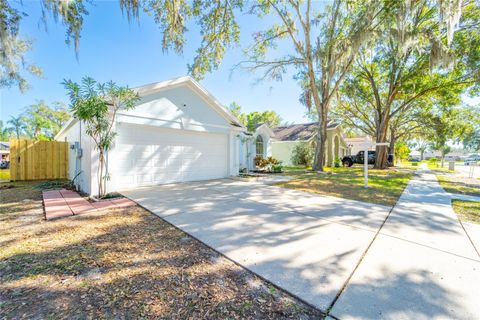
[10,139,69,181]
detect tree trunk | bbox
[312,106,327,171]
[389,130,396,165]
[420,149,425,160]
[34,127,40,139]
[374,118,389,169]
[98,150,105,198]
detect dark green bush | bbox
[291,142,313,167]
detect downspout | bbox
[105,148,109,194]
[77,120,82,191]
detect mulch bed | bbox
[0,181,324,319]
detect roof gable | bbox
[254,123,275,137]
[55,76,246,139]
[133,76,244,128]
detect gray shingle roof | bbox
[273,122,339,141]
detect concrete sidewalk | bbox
[331,164,480,319]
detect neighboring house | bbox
[0,142,9,161]
[268,122,348,166]
[344,136,374,155]
[444,151,468,160]
[423,150,468,160]
[56,76,245,195]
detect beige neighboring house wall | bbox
[326,126,348,166]
[272,141,303,166]
[270,123,348,167]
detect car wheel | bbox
[343,159,353,167]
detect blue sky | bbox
[0,1,309,124]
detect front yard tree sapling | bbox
[63,77,140,198]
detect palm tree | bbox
[0,121,11,140]
[7,116,25,139]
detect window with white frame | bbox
[256,135,264,157]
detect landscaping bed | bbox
[0,181,323,319]
[276,166,414,206]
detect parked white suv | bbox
[464,154,480,165]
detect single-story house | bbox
[56,76,348,195]
[236,122,348,169]
[269,123,348,166]
[0,141,9,161]
[423,150,468,160]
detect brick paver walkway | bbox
[43,189,136,220]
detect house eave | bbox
[54,117,78,140]
[254,123,276,138]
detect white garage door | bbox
[111,123,228,189]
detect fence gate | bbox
[9,139,69,181]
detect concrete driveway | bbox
[122,179,391,312]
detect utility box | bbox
[448,161,455,171]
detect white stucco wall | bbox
[55,120,93,194]
[238,134,252,171]
[117,85,231,134]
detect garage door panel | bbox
[112,124,228,189]
[153,159,168,168]
[154,173,184,184]
[114,174,135,185]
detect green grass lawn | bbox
[0,169,10,180]
[278,165,413,206]
[427,162,454,173]
[451,200,480,224]
[398,161,421,170]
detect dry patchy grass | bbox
[0,181,323,319]
[436,174,480,197]
[278,166,413,206]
